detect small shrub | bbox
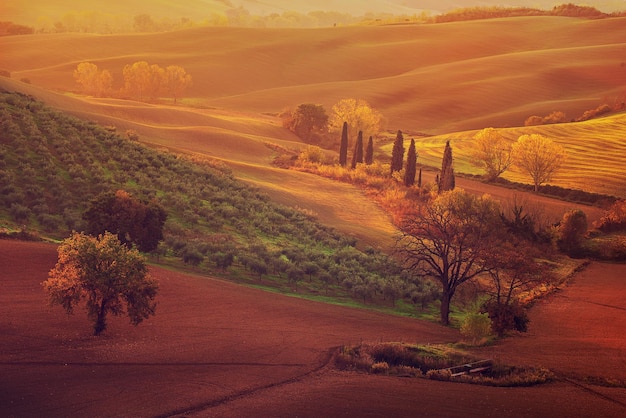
[482,301,530,336]
[594,200,626,232]
[371,361,390,374]
[460,312,492,345]
[393,365,423,377]
[557,209,588,256]
[9,203,31,223]
[297,145,330,165]
[182,246,204,267]
[426,368,452,381]
[524,115,544,126]
[125,129,139,141]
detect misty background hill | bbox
[3,0,625,28]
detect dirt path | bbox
[2,240,625,417]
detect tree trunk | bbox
[440,291,451,326]
[94,301,107,336]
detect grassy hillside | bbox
[0,89,435,313]
[382,112,626,199]
[0,77,398,249]
[2,16,625,134]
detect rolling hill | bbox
[3,0,625,27]
[2,16,625,135]
[1,15,624,201]
[386,112,626,199]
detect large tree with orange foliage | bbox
[43,231,158,336]
[164,65,192,103]
[73,62,113,97]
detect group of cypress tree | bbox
[339,121,375,169]
[389,130,420,188]
[338,123,455,193]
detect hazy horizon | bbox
[3,0,625,28]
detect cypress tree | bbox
[351,131,364,169]
[365,136,374,165]
[404,138,417,187]
[418,168,422,188]
[390,130,404,174]
[339,121,348,166]
[438,140,455,193]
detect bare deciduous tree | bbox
[396,190,502,325]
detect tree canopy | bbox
[512,134,566,192]
[164,65,193,103]
[83,189,167,253]
[43,232,158,335]
[288,103,328,142]
[396,190,503,325]
[470,128,511,181]
[73,62,113,97]
[329,98,382,141]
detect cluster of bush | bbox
[525,100,624,126]
[0,90,440,311]
[335,342,555,387]
[0,21,34,36]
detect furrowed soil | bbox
[2,239,626,417]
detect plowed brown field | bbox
[2,239,626,417]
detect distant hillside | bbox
[4,0,624,28]
[2,16,625,135]
[388,112,626,199]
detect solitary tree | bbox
[438,140,455,193]
[339,121,349,166]
[481,241,549,335]
[351,131,364,169]
[511,134,566,192]
[404,138,417,187]
[390,130,405,174]
[329,98,382,140]
[470,128,511,181]
[289,103,328,142]
[43,232,158,335]
[365,136,374,165]
[164,65,192,103]
[83,190,167,253]
[396,190,503,325]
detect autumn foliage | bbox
[74,61,192,102]
[43,231,158,335]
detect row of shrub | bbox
[525,102,623,126]
[433,4,623,23]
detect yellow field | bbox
[389,112,626,198]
